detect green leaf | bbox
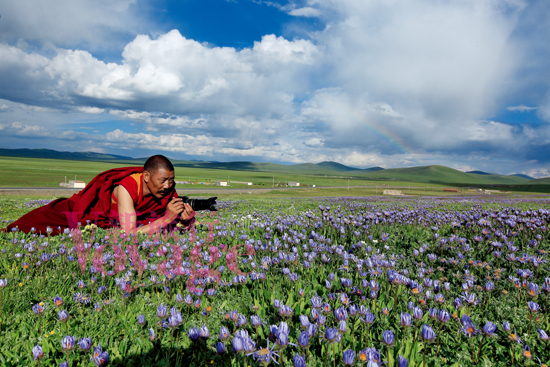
[287,292,294,306]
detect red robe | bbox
[6,167,188,235]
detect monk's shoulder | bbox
[116,173,142,203]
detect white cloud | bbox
[0,0,143,50]
[303,138,324,147]
[507,104,538,112]
[465,121,514,142]
[526,168,550,179]
[288,7,322,17]
[0,122,52,137]
[77,107,105,114]
[1,0,549,175]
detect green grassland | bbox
[0,155,548,193]
[0,156,446,189]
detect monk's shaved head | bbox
[144,155,174,174]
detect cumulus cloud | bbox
[77,107,105,114]
[0,0,144,51]
[0,122,52,138]
[0,0,549,175]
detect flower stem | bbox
[475,335,486,365]
[423,341,427,366]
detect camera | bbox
[181,196,218,212]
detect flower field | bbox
[0,195,549,366]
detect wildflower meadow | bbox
[0,195,549,366]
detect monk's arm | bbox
[117,186,184,234]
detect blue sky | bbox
[1,0,550,177]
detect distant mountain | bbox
[0,148,544,186]
[467,170,491,175]
[468,170,535,180]
[356,165,530,185]
[316,161,359,172]
[0,148,133,161]
[511,174,534,180]
[362,166,385,173]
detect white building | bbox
[288,181,300,187]
[217,181,228,186]
[68,180,86,189]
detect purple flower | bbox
[188,326,200,342]
[58,310,69,322]
[199,325,210,339]
[325,327,338,342]
[53,295,63,307]
[156,304,167,318]
[62,335,76,351]
[249,340,279,364]
[298,331,310,348]
[528,301,540,313]
[232,335,245,353]
[338,320,348,333]
[482,322,497,336]
[461,320,479,338]
[400,312,412,327]
[438,309,450,323]
[293,353,306,367]
[363,312,376,325]
[343,349,355,365]
[32,345,44,360]
[538,329,549,341]
[219,326,230,340]
[412,307,423,320]
[137,314,145,325]
[382,330,395,346]
[32,302,46,314]
[523,344,532,359]
[397,355,409,367]
[420,324,436,341]
[299,315,310,328]
[79,337,92,351]
[90,344,109,366]
[215,341,226,354]
[335,306,348,321]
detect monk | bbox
[5,155,195,235]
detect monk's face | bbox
[144,168,175,198]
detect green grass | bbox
[0,156,447,189]
[0,196,549,366]
[1,156,548,194]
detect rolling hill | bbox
[0,148,544,187]
[352,165,530,185]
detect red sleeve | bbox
[116,174,141,203]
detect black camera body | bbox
[181,196,218,212]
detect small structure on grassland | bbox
[288,181,300,187]
[383,189,403,196]
[444,188,459,192]
[68,180,86,188]
[231,181,253,185]
[217,181,228,186]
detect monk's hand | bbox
[166,197,184,220]
[180,203,195,221]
